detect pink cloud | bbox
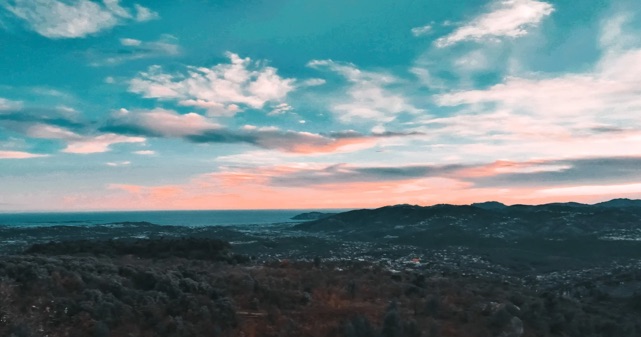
[0,150,48,159]
[85,159,636,211]
[95,177,576,210]
[456,160,570,177]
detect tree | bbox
[382,301,403,337]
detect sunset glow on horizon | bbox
[2,0,641,211]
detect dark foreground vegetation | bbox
[1,238,641,337]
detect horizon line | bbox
[0,197,638,214]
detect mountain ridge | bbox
[293,198,641,242]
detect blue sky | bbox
[1,0,641,211]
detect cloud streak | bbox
[0,150,47,159]
[268,163,466,186]
[208,156,641,193]
[101,156,641,210]
[102,108,421,154]
[466,157,641,188]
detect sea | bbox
[0,209,348,228]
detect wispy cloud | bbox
[300,78,326,87]
[408,13,641,164]
[599,13,640,52]
[436,50,641,129]
[3,0,158,39]
[268,103,294,116]
[0,97,22,111]
[435,0,554,47]
[27,124,145,154]
[129,52,295,116]
[411,24,433,37]
[308,59,422,123]
[89,34,181,66]
[132,3,157,22]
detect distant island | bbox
[290,211,337,220]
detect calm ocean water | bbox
[0,210,348,228]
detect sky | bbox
[1,0,641,211]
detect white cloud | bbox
[120,37,141,46]
[0,150,47,159]
[599,13,639,52]
[435,13,641,126]
[133,150,155,155]
[437,49,641,126]
[308,60,421,123]
[403,17,641,163]
[214,150,297,166]
[411,24,432,37]
[435,0,554,47]
[26,124,145,154]
[129,52,295,116]
[410,67,444,89]
[134,4,158,22]
[4,0,158,39]
[106,161,131,167]
[0,97,22,111]
[300,78,327,87]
